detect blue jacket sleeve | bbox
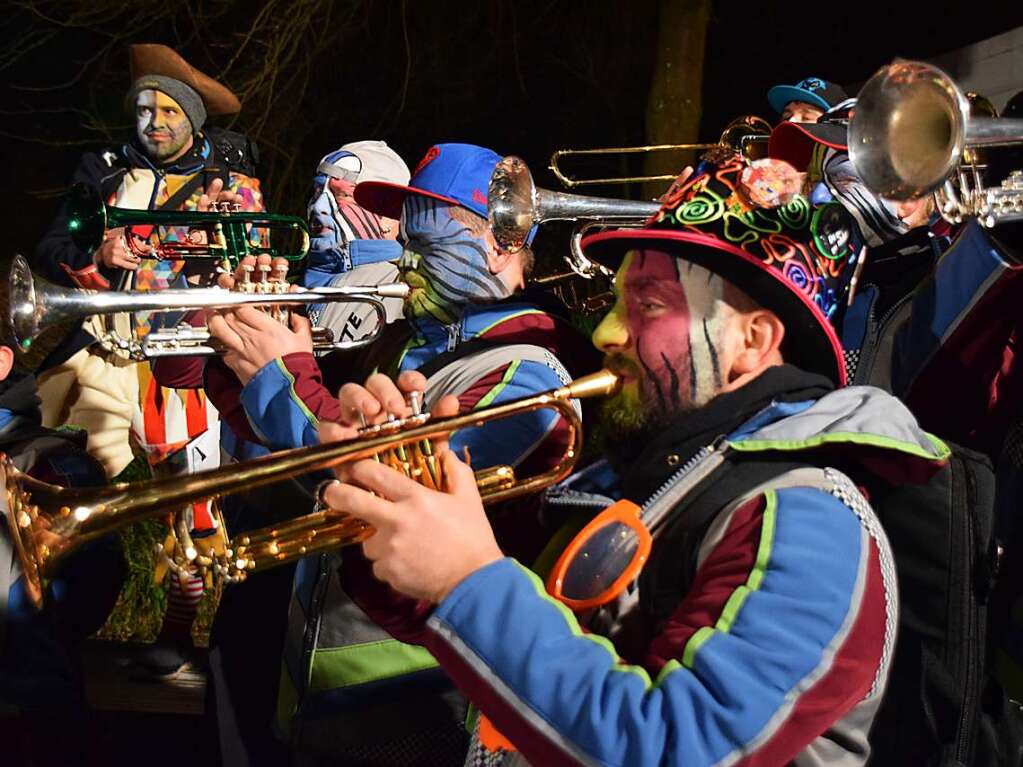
[238,357,323,450]
[425,486,890,767]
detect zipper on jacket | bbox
[852,290,912,386]
[445,319,462,352]
[294,552,332,731]
[640,436,730,533]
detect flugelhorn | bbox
[8,255,407,358]
[849,60,1023,225]
[488,155,660,279]
[66,183,309,267]
[4,369,618,607]
[548,115,772,189]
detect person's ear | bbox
[727,309,785,383]
[0,346,15,383]
[894,196,934,227]
[487,244,518,274]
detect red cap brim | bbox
[581,228,847,386]
[354,181,460,220]
[768,121,848,171]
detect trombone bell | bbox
[488,156,660,256]
[849,60,1023,200]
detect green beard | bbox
[399,249,459,325]
[600,386,649,436]
[140,128,193,163]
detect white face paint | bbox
[135,89,193,163]
[593,250,733,433]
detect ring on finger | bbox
[313,478,342,512]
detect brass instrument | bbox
[8,255,407,359]
[849,60,1023,226]
[4,369,619,606]
[66,183,309,267]
[488,155,660,280]
[548,115,772,189]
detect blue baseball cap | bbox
[356,143,538,246]
[767,77,848,115]
[354,142,499,220]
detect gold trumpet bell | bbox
[1,454,105,608]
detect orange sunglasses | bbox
[545,499,652,611]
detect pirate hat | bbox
[129,44,240,116]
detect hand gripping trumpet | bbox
[3,369,619,607]
[8,255,408,359]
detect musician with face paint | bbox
[29,44,266,683]
[317,157,945,766]
[32,43,264,478]
[200,144,598,764]
[302,141,412,339]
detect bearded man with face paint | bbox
[310,157,964,766]
[32,43,264,478]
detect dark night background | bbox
[1,0,1022,260]
[1,4,1023,763]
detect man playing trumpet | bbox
[31,43,265,680]
[319,158,945,766]
[195,144,599,764]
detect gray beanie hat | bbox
[126,75,207,132]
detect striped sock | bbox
[163,570,204,638]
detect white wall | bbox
[930,26,1023,111]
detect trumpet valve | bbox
[257,264,272,292]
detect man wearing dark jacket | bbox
[32,43,262,480]
[317,156,946,766]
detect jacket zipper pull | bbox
[445,319,461,352]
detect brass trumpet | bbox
[66,183,309,267]
[4,369,619,607]
[8,255,407,359]
[548,115,772,189]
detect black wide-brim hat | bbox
[582,157,860,386]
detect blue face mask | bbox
[307,173,386,257]
[398,196,512,324]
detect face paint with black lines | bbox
[596,249,730,435]
[398,196,511,324]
